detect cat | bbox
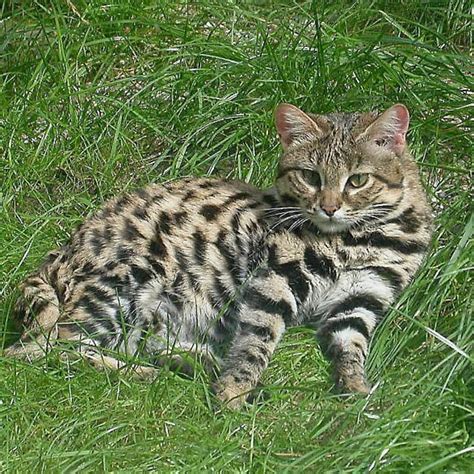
[4,103,433,409]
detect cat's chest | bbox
[267,232,376,324]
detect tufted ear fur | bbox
[275,103,325,150]
[359,104,410,156]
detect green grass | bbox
[1,0,472,471]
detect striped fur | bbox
[5,104,433,409]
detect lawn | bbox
[0,0,472,471]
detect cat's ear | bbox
[359,104,410,155]
[275,104,324,150]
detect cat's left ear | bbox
[275,103,325,150]
[359,104,410,156]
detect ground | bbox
[0,1,472,471]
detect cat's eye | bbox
[302,170,321,188]
[347,173,369,188]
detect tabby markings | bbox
[304,247,337,281]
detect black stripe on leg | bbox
[240,322,276,343]
[329,294,385,319]
[68,319,101,338]
[96,314,117,335]
[363,266,405,293]
[76,295,102,316]
[245,288,293,324]
[304,247,337,281]
[175,250,201,292]
[279,261,309,303]
[84,285,113,304]
[242,349,267,370]
[268,245,310,303]
[322,315,370,340]
[215,230,241,285]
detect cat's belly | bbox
[293,275,334,326]
[137,282,236,357]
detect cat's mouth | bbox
[306,210,352,234]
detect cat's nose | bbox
[320,204,339,217]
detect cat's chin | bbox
[309,215,351,234]
[306,209,352,234]
[314,221,350,234]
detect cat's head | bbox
[274,103,410,234]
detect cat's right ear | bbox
[275,104,324,150]
[357,104,410,156]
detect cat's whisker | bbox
[264,210,302,221]
[263,207,301,217]
[266,210,302,220]
[263,206,300,212]
[290,217,309,232]
[287,218,305,232]
[350,212,395,229]
[269,212,302,232]
[346,210,392,221]
[270,216,300,232]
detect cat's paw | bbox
[332,355,370,396]
[213,378,249,410]
[335,374,371,395]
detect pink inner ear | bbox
[275,103,320,149]
[275,105,294,147]
[369,104,410,155]
[392,104,409,145]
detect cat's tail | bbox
[4,254,62,361]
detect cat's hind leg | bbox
[72,340,158,380]
[54,281,160,379]
[152,341,218,377]
[4,272,61,361]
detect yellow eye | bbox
[348,173,369,188]
[302,170,321,189]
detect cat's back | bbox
[57,177,270,293]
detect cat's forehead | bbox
[324,112,360,128]
[309,111,378,168]
[311,111,377,135]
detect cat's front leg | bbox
[320,317,372,394]
[317,270,394,395]
[214,274,296,409]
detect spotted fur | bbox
[5,103,433,409]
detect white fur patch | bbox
[332,327,368,351]
[316,269,393,320]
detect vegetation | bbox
[0,1,471,471]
